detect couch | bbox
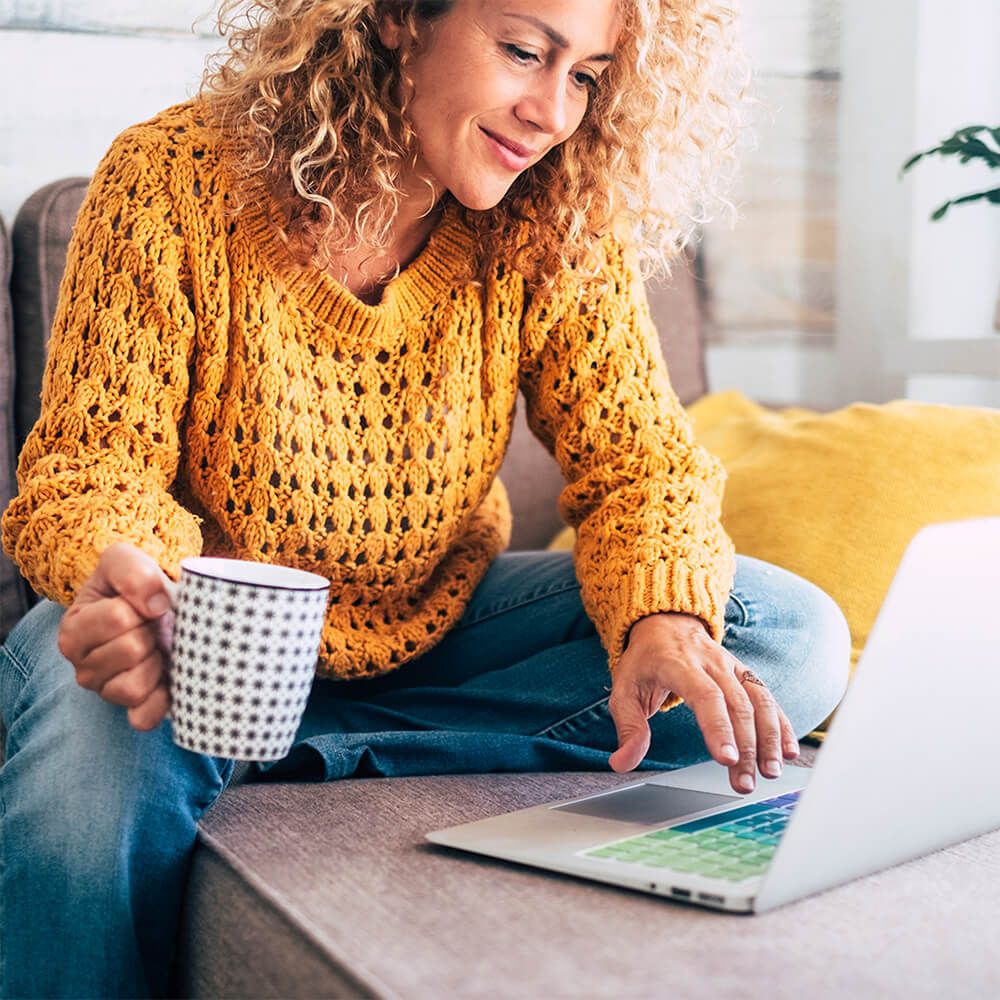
[3,181,999,999]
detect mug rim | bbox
[180,556,330,592]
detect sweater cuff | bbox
[603,559,729,673]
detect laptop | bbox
[427,518,1000,913]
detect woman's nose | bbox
[516,74,570,138]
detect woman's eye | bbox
[573,71,599,92]
[503,43,539,65]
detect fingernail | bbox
[738,774,754,792]
[149,594,170,616]
[765,759,782,778]
[721,743,739,764]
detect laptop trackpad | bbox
[553,783,739,825]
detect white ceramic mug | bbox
[167,557,330,761]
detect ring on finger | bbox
[739,669,767,688]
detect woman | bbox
[0,0,849,996]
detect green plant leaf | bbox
[899,152,925,176]
[957,138,999,164]
[928,187,1000,220]
[950,190,993,207]
[901,125,1000,194]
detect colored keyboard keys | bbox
[583,790,801,882]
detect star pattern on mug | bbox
[169,573,328,762]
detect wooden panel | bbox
[1,0,218,36]
[706,342,840,410]
[905,376,1000,407]
[0,0,847,407]
[3,0,844,61]
[0,29,218,222]
[697,0,843,405]
[700,74,839,340]
[739,0,841,75]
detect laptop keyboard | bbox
[582,790,802,882]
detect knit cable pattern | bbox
[518,242,735,672]
[2,100,733,680]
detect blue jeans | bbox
[0,552,849,997]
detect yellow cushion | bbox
[550,390,1000,732]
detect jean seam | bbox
[534,693,610,740]
[451,580,582,631]
[0,645,33,748]
[0,643,31,687]
[728,591,750,629]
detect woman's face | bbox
[379,0,621,211]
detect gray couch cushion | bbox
[645,258,708,408]
[0,216,31,640]
[11,178,90,457]
[180,762,1000,999]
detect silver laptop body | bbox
[426,518,1000,913]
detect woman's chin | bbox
[448,181,515,213]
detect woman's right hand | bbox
[57,542,177,731]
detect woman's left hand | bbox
[607,612,800,793]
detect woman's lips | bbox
[480,127,534,171]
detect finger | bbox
[98,648,167,709]
[127,680,171,732]
[608,728,650,773]
[778,706,800,760]
[154,608,177,656]
[95,542,177,621]
[737,667,783,779]
[670,672,740,768]
[607,692,653,773]
[711,670,758,793]
[60,598,147,678]
[74,619,159,692]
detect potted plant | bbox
[901,125,1000,329]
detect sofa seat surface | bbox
[180,758,1000,999]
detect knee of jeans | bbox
[773,579,851,737]
[5,719,230,887]
[3,645,230,864]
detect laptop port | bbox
[671,887,692,899]
[698,893,725,904]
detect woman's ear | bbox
[376,7,407,50]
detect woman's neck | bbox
[325,184,446,305]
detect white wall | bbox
[0,1,218,221]
[835,0,1000,408]
[703,0,1000,408]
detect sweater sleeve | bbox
[518,238,735,672]
[1,129,204,605]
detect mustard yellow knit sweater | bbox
[1,101,735,680]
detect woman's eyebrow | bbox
[502,12,615,62]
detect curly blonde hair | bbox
[200,0,751,287]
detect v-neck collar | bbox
[239,197,479,333]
